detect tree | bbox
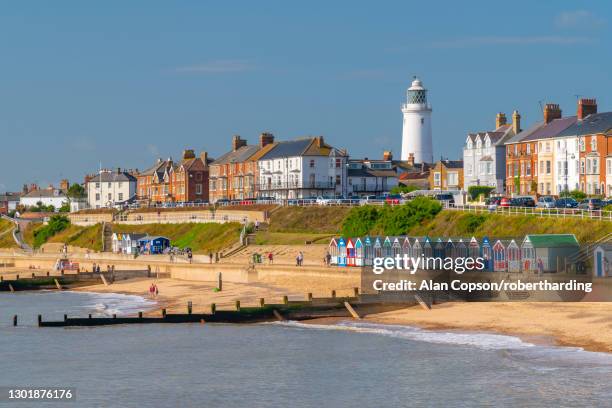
[59,202,71,213]
[467,186,494,201]
[66,183,86,199]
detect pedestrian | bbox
[268,252,273,264]
[325,251,331,266]
[149,283,155,298]
[296,253,300,267]
[299,251,304,266]
[155,284,159,298]
[188,251,193,264]
[209,252,213,264]
[255,220,260,231]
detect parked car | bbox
[536,196,556,209]
[555,197,578,208]
[485,196,501,210]
[359,195,378,205]
[499,197,512,208]
[513,196,536,207]
[434,193,455,207]
[578,198,603,211]
[385,194,402,204]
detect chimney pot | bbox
[496,112,507,129]
[543,103,562,124]
[577,98,597,120]
[383,151,393,161]
[512,110,521,134]
[407,152,415,166]
[232,135,247,151]
[259,132,274,148]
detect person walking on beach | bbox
[299,251,304,266]
[325,251,331,267]
[148,283,155,298]
[268,252,273,264]
[154,284,159,298]
[537,257,544,275]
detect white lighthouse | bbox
[401,76,433,163]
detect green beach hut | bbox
[521,234,579,273]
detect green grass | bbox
[267,206,350,234]
[48,223,104,251]
[0,219,17,248]
[253,232,333,245]
[113,222,242,254]
[408,210,611,242]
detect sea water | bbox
[0,292,610,407]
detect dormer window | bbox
[467,140,473,149]
[476,139,482,149]
[484,138,490,148]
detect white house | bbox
[347,154,398,196]
[87,169,137,209]
[257,136,348,199]
[20,188,68,210]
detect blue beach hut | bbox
[337,237,347,266]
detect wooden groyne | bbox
[34,291,417,328]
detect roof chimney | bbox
[383,151,393,161]
[316,136,324,148]
[182,149,195,160]
[232,135,247,151]
[577,98,597,120]
[512,110,521,134]
[496,112,507,129]
[543,103,562,124]
[200,151,209,166]
[407,152,415,166]
[259,132,274,148]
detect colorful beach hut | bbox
[411,238,422,259]
[481,237,492,271]
[328,238,339,265]
[468,237,480,258]
[507,240,521,272]
[423,237,433,259]
[392,237,402,257]
[354,238,364,266]
[374,237,383,258]
[137,236,170,255]
[337,237,347,266]
[402,237,411,256]
[346,238,356,266]
[445,239,455,260]
[363,236,373,266]
[492,240,507,272]
[433,238,445,259]
[383,236,393,257]
[453,239,467,259]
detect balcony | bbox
[258,181,336,190]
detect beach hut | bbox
[522,234,580,273]
[445,239,455,259]
[354,238,364,266]
[337,237,347,266]
[373,237,383,258]
[411,238,422,259]
[423,237,433,259]
[507,240,521,272]
[593,244,611,278]
[346,238,356,266]
[392,237,402,257]
[363,236,373,266]
[492,240,507,272]
[112,233,147,254]
[137,236,170,255]
[328,238,339,265]
[468,237,480,258]
[402,237,412,256]
[433,238,445,259]
[481,237,492,271]
[453,239,467,259]
[383,236,393,257]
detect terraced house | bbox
[208,133,275,202]
[463,112,518,194]
[256,136,348,199]
[137,149,210,204]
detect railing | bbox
[257,181,336,190]
[443,202,612,221]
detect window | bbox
[526,162,531,176]
[607,159,612,176]
[591,136,597,151]
[336,158,342,168]
[592,158,599,174]
[484,138,490,148]
[107,193,112,200]
[335,175,341,185]
[433,172,441,186]
[579,138,585,152]
[118,193,123,201]
[546,161,551,174]
[468,140,473,149]
[95,193,100,201]
[108,182,112,188]
[520,162,525,176]
[447,172,458,186]
[196,173,202,181]
[540,161,544,174]
[309,160,315,168]
[466,164,472,176]
[196,184,202,195]
[95,182,100,189]
[586,159,592,174]
[526,144,530,154]
[580,159,585,175]
[514,145,518,155]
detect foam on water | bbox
[273,320,536,350]
[75,291,157,316]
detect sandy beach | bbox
[364,302,612,353]
[71,275,612,354]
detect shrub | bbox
[32,215,70,248]
[341,205,380,237]
[390,185,419,195]
[467,186,495,201]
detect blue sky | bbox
[0,1,610,191]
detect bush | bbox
[455,214,487,234]
[561,189,587,201]
[341,197,442,237]
[467,186,494,201]
[32,215,70,248]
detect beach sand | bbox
[363,302,612,353]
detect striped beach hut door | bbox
[338,238,347,267]
[355,238,364,266]
[364,236,373,266]
[346,238,356,266]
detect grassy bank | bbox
[408,211,611,242]
[112,222,241,253]
[267,207,350,234]
[0,219,17,248]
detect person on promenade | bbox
[299,251,304,266]
[149,283,155,298]
[268,252,273,264]
[209,252,213,264]
[188,251,193,264]
[154,284,159,298]
[537,258,544,275]
[325,251,331,266]
[255,220,259,231]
